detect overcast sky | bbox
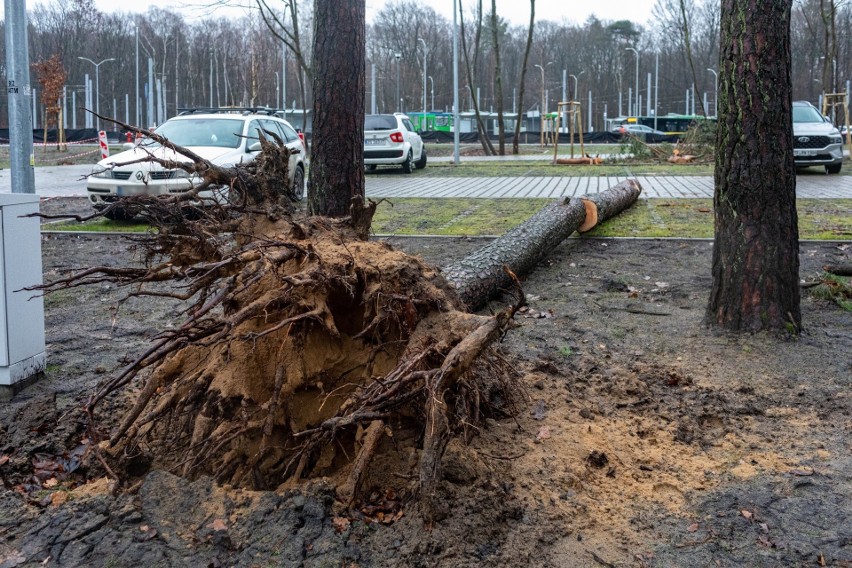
[4,0,656,26]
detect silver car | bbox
[364,113,427,173]
[792,101,843,174]
[87,109,306,218]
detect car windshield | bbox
[365,115,397,131]
[152,118,244,148]
[793,105,826,124]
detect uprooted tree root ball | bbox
[111,215,520,509]
[36,125,522,520]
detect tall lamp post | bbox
[707,68,718,118]
[569,71,585,101]
[535,61,553,140]
[428,75,434,111]
[418,38,429,113]
[625,47,639,117]
[274,71,280,109]
[78,56,115,130]
[394,52,402,112]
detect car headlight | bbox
[90,166,113,178]
[830,135,842,144]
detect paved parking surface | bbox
[2,163,852,199]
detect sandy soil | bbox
[1,198,850,567]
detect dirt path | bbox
[1,203,850,567]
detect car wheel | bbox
[415,147,427,169]
[364,164,377,173]
[825,163,842,174]
[291,164,305,201]
[401,150,414,174]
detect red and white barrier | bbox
[98,130,109,160]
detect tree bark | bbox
[307,0,365,217]
[444,180,642,310]
[707,0,801,333]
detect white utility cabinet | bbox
[0,193,46,387]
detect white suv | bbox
[792,101,843,174]
[364,113,426,173]
[87,109,306,218]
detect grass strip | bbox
[41,198,852,240]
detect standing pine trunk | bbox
[308,0,366,217]
[707,0,801,332]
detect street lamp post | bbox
[626,47,639,117]
[707,68,718,117]
[418,38,428,113]
[535,61,553,141]
[274,71,279,109]
[569,71,585,101]
[78,56,116,130]
[394,52,402,112]
[428,75,434,111]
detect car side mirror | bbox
[248,141,262,152]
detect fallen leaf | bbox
[758,535,772,547]
[740,509,753,520]
[697,207,711,213]
[0,455,9,466]
[536,426,551,441]
[655,282,669,288]
[687,522,699,533]
[207,518,228,532]
[43,478,58,488]
[332,516,350,533]
[50,491,68,507]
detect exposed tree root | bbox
[35,128,522,516]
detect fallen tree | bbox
[445,179,642,310]
[36,131,640,520]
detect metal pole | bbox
[135,22,140,126]
[418,38,428,113]
[286,41,287,109]
[655,53,659,130]
[5,0,35,193]
[707,68,718,118]
[646,72,651,116]
[148,57,155,126]
[428,75,434,111]
[626,47,639,117]
[395,52,401,113]
[371,64,377,114]
[452,0,460,165]
[209,51,213,108]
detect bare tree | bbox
[512,0,535,154]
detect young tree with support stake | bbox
[707,0,801,333]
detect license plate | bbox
[794,149,816,157]
[365,138,384,146]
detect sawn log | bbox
[443,179,642,310]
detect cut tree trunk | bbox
[824,264,852,276]
[444,179,642,310]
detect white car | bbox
[87,109,306,218]
[364,113,426,173]
[792,101,843,174]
